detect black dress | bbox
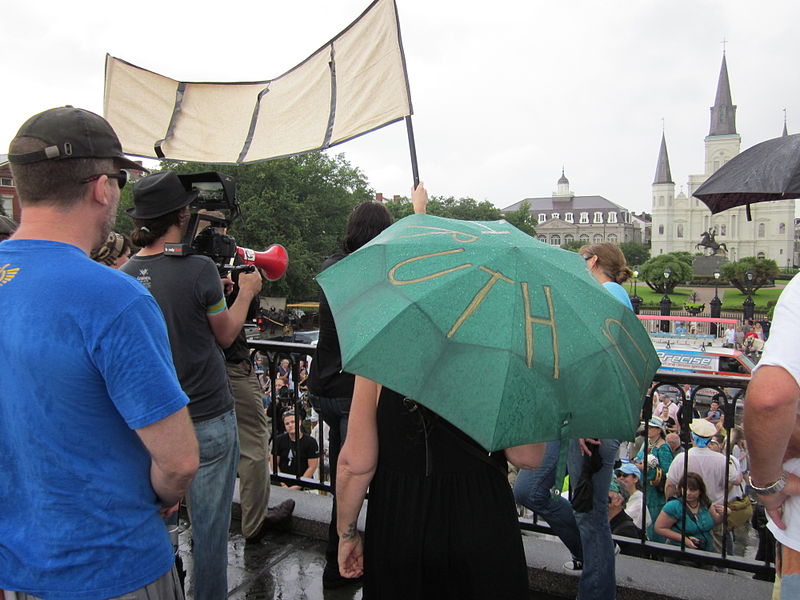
[363,388,529,599]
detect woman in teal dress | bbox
[635,416,674,541]
[653,472,725,553]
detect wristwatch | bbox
[749,472,788,496]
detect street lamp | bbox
[660,267,673,332]
[630,267,641,314]
[710,269,722,336]
[743,269,756,321]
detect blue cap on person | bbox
[615,463,641,478]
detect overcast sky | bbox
[3,1,799,215]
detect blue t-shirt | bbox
[603,281,634,310]
[0,240,189,599]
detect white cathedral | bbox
[650,53,796,268]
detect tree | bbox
[384,195,504,222]
[618,242,650,268]
[561,240,583,253]
[640,253,693,294]
[502,200,537,237]
[114,152,373,300]
[720,257,780,294]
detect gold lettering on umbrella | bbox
[447,266,514,338]
[398,225,479,243]
[601,318,649,388]
[388,249,472,285]
[521,283,559,378]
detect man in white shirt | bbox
[745,273,800,599]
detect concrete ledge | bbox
[235,487,772,600]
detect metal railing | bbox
[247,338,775,578]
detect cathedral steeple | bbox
[653,132,673,184]
[783,109,789,136]
[709,52,737,136]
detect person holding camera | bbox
[122,171,262,600]
[654,472,725,552]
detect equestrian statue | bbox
[695,227,727,255]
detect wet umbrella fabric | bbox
[317,214,659,452]
[694,133,800,217]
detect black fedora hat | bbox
[127,171,198,219]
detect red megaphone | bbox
[236,244,288,281]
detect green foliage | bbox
[720,257,780,295]
[114,152,373,300]
[502,200,537,237]
[618,242,650,268]
[640,253,693,294]
[384,195,504,223]
[561,240,583,253]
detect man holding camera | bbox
[122,171,262,600]
[1,107,199,598]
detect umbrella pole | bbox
[405,115,420,189]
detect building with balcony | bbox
[502,170,642,246]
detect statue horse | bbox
[696,231,727,255]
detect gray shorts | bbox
[7,564,183,600]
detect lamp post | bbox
[630,267,642,314]
[710,269,722,336]
[660,267,673,333]
[743,269,755,321]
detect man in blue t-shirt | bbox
[0,107,199,599]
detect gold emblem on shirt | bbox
[0,263,20,286]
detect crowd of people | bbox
[2,105,799,600]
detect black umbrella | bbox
[693,133,800,219]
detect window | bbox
[0,178,12,187]
[731,216,736,236]
[537,235,547,242]
[779,223,786,234]
[593,212,603,224]
[593,234,604,243]
[757,252,766,259]
[550,234,561,246]
[579,234,589,243]
[758,223,765,238]
[564,234,574,244]
[608,212,617,224]
[565,213,574,223]
[607,234,618,242]
[579,212,589,224]
[719,224,726,236]
[658,225,664,235]
[538,213,547,223]
[551,213,560,220]
[676,224,684,238]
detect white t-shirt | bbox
[626,489,652,529]
[755,274,800,550]
[666,447,739,505]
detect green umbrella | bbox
[317,214,659,451]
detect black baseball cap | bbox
[8,106,144,171]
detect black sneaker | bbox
[562,559,583,571]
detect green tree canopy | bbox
[618,242,650,268]
[720,257,780,294]
[502,200,537,237]
[383,195,504,222]
[114,152,373,300]
[561,240,583,253]
[640,253,693,294]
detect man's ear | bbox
[88,175,112,207]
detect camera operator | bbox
[196,211,295,544]
[122,171,262,600]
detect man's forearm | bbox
[151,462,195,507]
[745,366,800,484]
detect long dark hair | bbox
[343,202,392,253]
[682,472,711,509]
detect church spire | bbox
[783,108,789,136]
[653,132,673,184]
[709,52,737,136]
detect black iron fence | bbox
[247,338,774,578]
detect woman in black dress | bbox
[336,377,544,599]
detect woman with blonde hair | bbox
[579,242,634,309]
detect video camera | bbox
[162,172,287,280]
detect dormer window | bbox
[551,213,559,220]
[593,212,603,224]
[538,213,547,223]
[565,213,574,223]
[608,212,617,224]
[579,212,589,224]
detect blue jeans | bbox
[514,439,619,600]
[309,394,351,576]
[187,409,239,600]
[514,440,582,559]
[568,438,619,600]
